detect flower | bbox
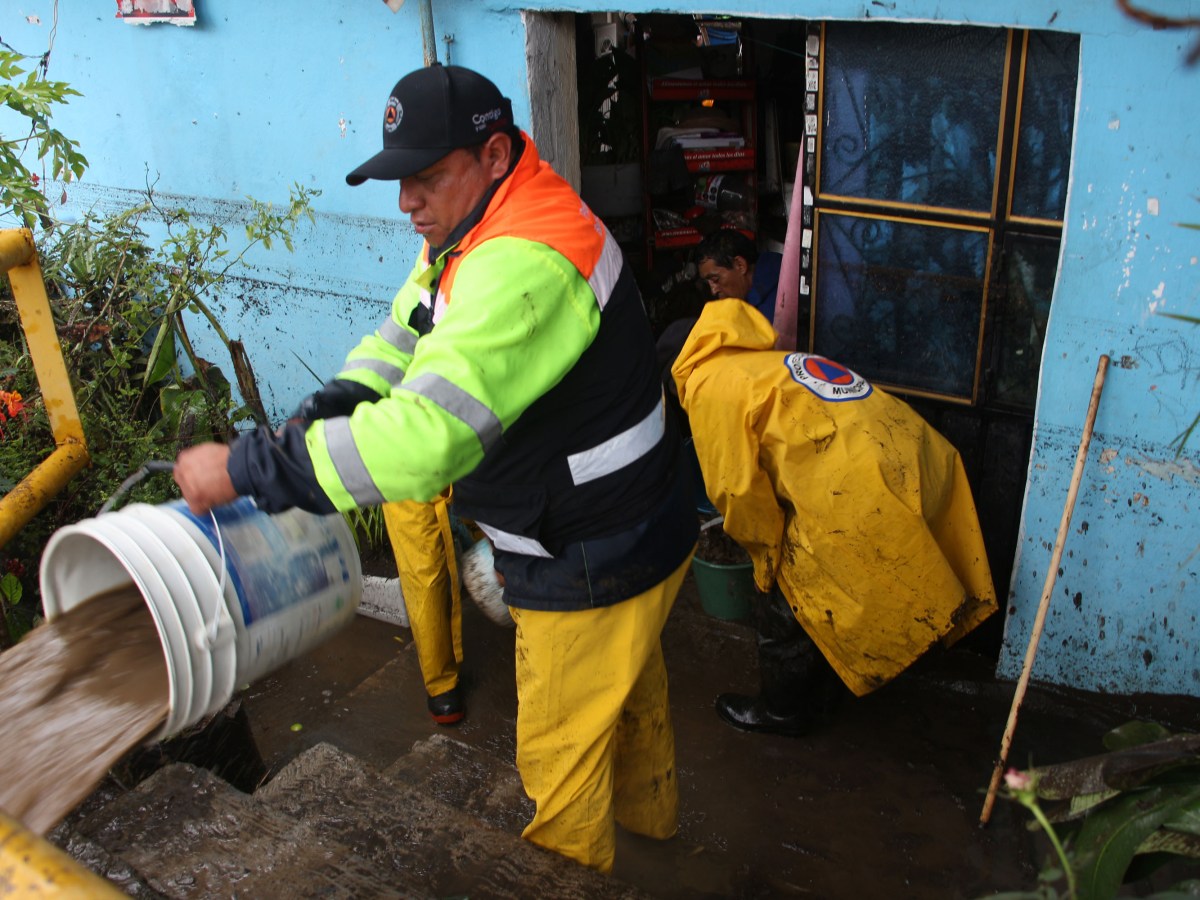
[1004,768,1033,791]
[3,559,25,579]
[0,390,24,420]
[0,390,25,439]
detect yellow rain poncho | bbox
[672,300,997,696]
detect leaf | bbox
[1,572,22,604]
[143,318,178,386]
[1163,805,1200,837]
[1106,721,1176,751]
[1138,827,1200,858]
[1032,733,1200,800]
[159,385,208,437]
[1063,789,1122,820]
[1071,784,1200,900]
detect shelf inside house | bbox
[642,76,758,266]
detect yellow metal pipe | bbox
[0,228,35,272]
[0,810,126,898]
[0,228,91,550]
[0,443,90,550]
[5,232,86,447]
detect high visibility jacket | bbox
[672,300,997,695]
[232,134,695,610]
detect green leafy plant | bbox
[986,722,1200,899]
[342,505,387,555]
[1,567,25,646]
[0,49,319,624]
[0,49,88,230]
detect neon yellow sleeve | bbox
[308,237,602,508]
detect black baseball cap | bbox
[345,64,514,186]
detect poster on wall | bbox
[115,0,196,26]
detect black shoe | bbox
[714,693,815,737]
[427,686,464,726]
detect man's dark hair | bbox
[466,124,524,160]
[695,229,759,269]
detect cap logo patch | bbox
[384,96,403,133]
[784,353,873,402]
[472,106,504,132]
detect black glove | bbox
[290,380,382,423]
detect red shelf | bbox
[653,227,704,249]
[649,78,756,101]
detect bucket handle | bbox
[99,459,228,648]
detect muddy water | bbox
[0,586,168,835]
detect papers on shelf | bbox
[655,126,746,151]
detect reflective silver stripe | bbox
[586,230,624,311]
[378,316,417,355]
[567,393,665,486]
[339,358,406,389]
[402,372,503,451]
[477,522,553,558]
[323,417,386,506]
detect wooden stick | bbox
[979,354,1111,826]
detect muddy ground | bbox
[233,559,1200,899]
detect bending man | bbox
[672,299,997,735]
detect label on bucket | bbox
[169,498,354,626]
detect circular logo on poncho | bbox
[784,353,873,402]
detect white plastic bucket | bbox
[461,538,513,627]
[39,497,362,739]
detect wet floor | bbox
[236,564,1200,899]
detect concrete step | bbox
[65,761,429,898]
[258,741,649,899]
[381,733,534,834]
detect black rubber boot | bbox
[427,685,465,726]
[715,588,845,736]
[714,692,818,736]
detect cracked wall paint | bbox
[1130,455,1200,487]
[1003,425,1200,695]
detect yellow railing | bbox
[0,228,90,550]
[0,810,125,898]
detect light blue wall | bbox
[3,2,528,415]
[4,0,1199,696]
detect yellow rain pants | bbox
[672,300,997,697]
[382,492,463,697]
[510,552,692,874]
